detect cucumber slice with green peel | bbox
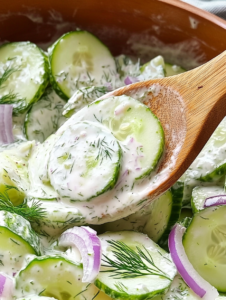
[0,141,33,205]
[62,95,164,180]
[24,88,66,143]
[15,255,110,300]
[27,199,85,236]
[17,297,57,300]
[139,56,165,80]
[62,86,108,118]
[101,182,183,251]
[180,117,226,206]
[0,42,48,114]
[28,135,59,200]
[0,211,42,275]
[152,274,206,300]
[48,31,117,99]
[17,292,112,300]
[183,205,226,292]
[48,121,122,202]
[164,63,186,77]
[191,185,225,213]
[95,231,176,300]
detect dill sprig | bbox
[90,137,114,164]
[0,61,20,88]
[101,240,171,280]
[0,187,46,223]
[0,59,26,105]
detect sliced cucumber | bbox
[0,141,33,205]
[152,274,204,300]
[101,182,183,251]
[48,31,117,99]
[48,121,121,202]
[15,255,110,300]
[191,185,225,213]
[95,231,176,300]
[62,86,108,118]
[17,297,57,300]
[183,205,226,292]
[28,135,58,200]
[0,211,42,275]
[62,95,164,180]
[0,42,48,114]
[24,88,66,143]
[27,199,85,236]
[181,117,226,205]
[164,63,186,77]
[139,56,165,80]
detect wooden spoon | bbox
[105,51,226,200]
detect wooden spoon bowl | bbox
[107,51,226,199]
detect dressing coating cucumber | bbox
[25,88,66,143]
[17,297,57,300]
[48,121,122,202]
[62,86,108,118]
[27,200,85,236]
[181,117,226,205]
[115,54,140,80]
[164,63,186,77]
[48,31,117,99]
[0,211,42,275]
[61,95,164,180]
[0,42,48,114]
[183,205,226,292]
[0,141,33,205]
[152,275,207,300]
[101,182,183,251]
[95,231,176,300]
[28,135,58,200]
[15,255,111,300]
[191,185,225,213]
[139,56,165,80]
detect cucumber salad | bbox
[0,29,225,300]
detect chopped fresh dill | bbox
[90,137,114,164]
[0,187,46,223]
[101,240,171,280]
[0,60,20,87]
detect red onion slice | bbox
[168,224,218,300]
[204,195,226,207]
[0,105,14,145]
[0,273,14,299]
[59,226,101,283]
[124,76,139,85]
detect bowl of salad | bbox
[1,0,226,300]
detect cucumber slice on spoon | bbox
[100,51,226,205]
[49,121,122,202]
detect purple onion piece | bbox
[0,105,14,145]
[168,224,218,300]
[59,226,101,283]
[204,195,226,208]
[0,273,14,299]
[124,76,139,85]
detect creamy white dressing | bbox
[27,90,185,231]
